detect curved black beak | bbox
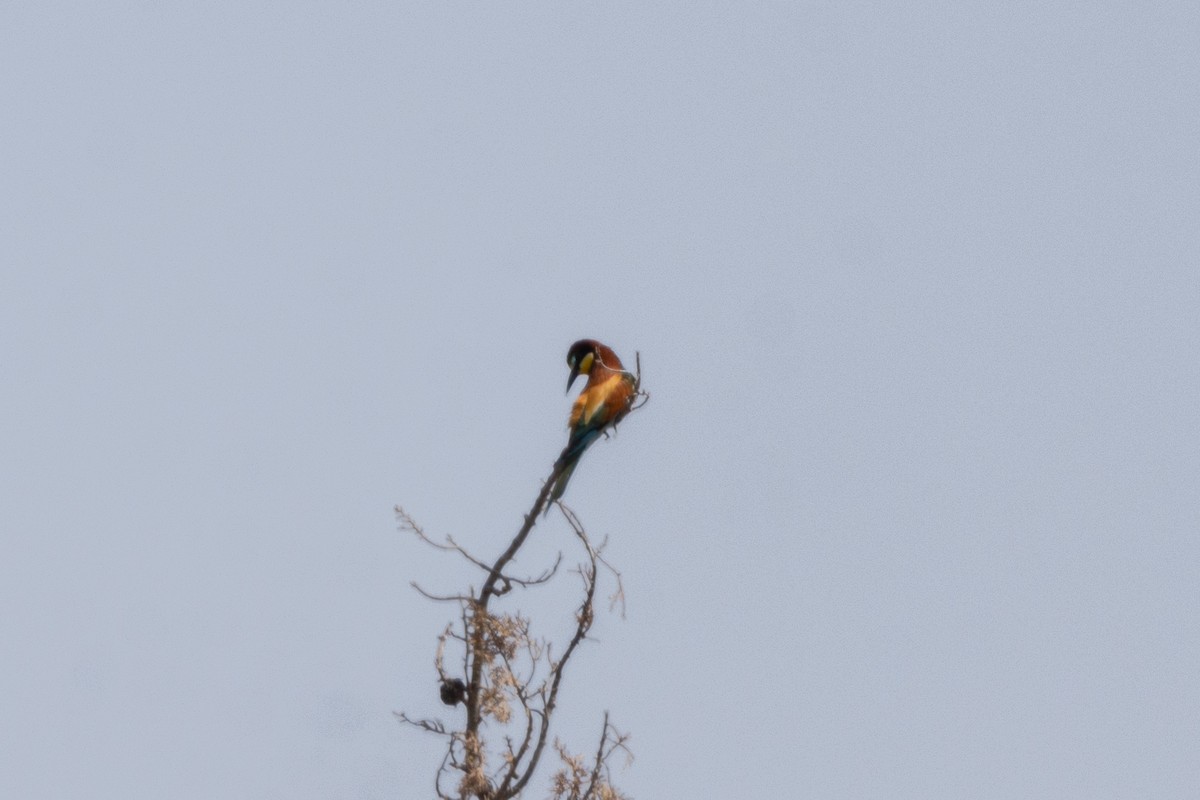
[566,365,581,394]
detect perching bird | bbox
[548,339,637,506]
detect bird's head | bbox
[565,339,601,394]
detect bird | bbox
[547,339,637,507]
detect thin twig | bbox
[393,711,452,737]
[583,711,610,798]
[411,581,473,603]
[398,507,564,594]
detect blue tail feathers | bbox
[547,429,602,508]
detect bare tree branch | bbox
[583,711,611,798]
[411,581,475,603]
[398,506,565,595]
[501,516,600,799]
[394,711,452,737]
[396,356,645,799]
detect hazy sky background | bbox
[3,2,1198,797]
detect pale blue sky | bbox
[3,2,1198,797]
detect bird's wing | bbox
[575,373,633,431]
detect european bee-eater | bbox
[548,339,637,505]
